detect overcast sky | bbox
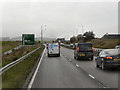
[1,0,118,40]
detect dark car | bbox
[96,49,120,70]
[74,43,94,60]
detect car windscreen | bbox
[106,49,120,56]
[78,44,92,51]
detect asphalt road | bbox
[31,48,107,88]
[60,47,119,88]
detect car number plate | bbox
[114,58,120,60]
[80,54,85,56]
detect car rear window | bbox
[54,45,58,47]
[77,44,92,51]
[49,43,59,48]
[106,49,120,56]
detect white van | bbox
[47,43,60,57]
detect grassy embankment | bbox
[87,39,120,49]
[74,38,120,49]
[2,41,21,53]
[64,38,120,49]
[2,44,45,88]
[2,43,41,67]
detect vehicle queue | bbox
[46,42,120,70]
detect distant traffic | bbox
[46,42,120,71]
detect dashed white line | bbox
[28,48,46,90]
[76,64,79,67]
[89,74,95,79]
[103,86,110,88]
[60,53,109,88]
[61,53,109,88]
[69,59,72,62]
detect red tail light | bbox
[92,47,93,51]
[77,47,79,51]
[105,57,113,59]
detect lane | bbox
[61,47,118,88]
[32,50,102,88]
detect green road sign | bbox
[22,34,35,45]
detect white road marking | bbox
[89,74,95,79]
[28,48,46,89]
[103,86,110,88]
[76,64,79,67]
[69,59,72,62]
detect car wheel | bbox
[48,53,50,57]
[91,57,93,60]
[76,55,79,60]
[96,62,99,68]
[101,62,106,70]
[58,54,60,57]
[74,55,76,59]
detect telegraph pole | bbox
[82,25,84,35]
[76,27,78,36]
[41,25,43,42]
[40,25,47,43]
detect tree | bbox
[70,36,77,43]
[83,31,95,41]
[77,34,83,41]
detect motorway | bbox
[31,47,119,88]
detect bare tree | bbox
[70,36,77,43]
[83,31,95,41]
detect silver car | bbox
[115,45,120,49]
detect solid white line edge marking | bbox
[28,48,46,89]
[89,74,95,79]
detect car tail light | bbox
[77,47,79,51]
[92,47,93,51]
[105,57,113,60]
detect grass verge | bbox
[2,45,45,88]
[2,41,21,53]
[2,43,41,67]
